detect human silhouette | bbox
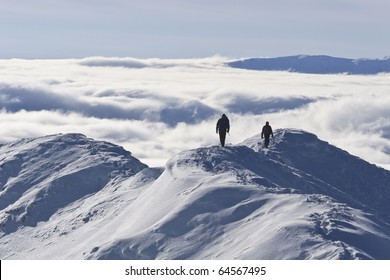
[261,121,274,148]
[216,114,230,147]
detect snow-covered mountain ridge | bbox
[0,130,389,259]
[0,134,148,234]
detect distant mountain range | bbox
[228,55,390,74]
[1,131,390,259]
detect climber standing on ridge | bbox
[216,114,230,147]
[261,121,274,148]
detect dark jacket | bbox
[216,115,230,134]
[261,124,273,138]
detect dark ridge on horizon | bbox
[227,55,390,74]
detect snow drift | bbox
[0,130,389,259]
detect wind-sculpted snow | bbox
[0,134,148,235]
[88,130,390,260]
[0,130,389,259]
[243,129,390,215]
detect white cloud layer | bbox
[0,57,389,170]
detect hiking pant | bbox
[264,135,270,148]
[219,131,227,147]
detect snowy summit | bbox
[0,130,390,259]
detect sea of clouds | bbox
[0,56,389,170]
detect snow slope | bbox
[0,134,160,258]
[0,131,389,259]
[228,55,390,74]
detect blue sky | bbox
[1,0,390,59]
